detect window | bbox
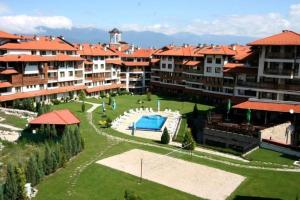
[52,51,56,55]
[207,57,213,63]
[168,57,172,61]
[15,87,21,92]
[215,67,221,73]
[94,57,98,61]
[68,71,73,76]
[60,72,65,77]
[168,64,172,69]
[162,64,166,68]
[40,51,46,55]
[206,67,212,73]
[31,51,37,55]
[215,58,222,64]
[94,64,98,70]
[101,64,104,69]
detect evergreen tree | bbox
[38,124,45,135]
[161,127,170,144]
[15,166,27,200]
[51,125,57,138]
[108,95,112,105]
[25,156,38,186]
[78,90,86,101]
[147,91,152,101]
[192,104,199,118]
[74,126,81,154]
[4,164,18,200]
[44,144,54,175]
[36,102,41,113]
[35,152,44,183]
[62,126,71,160]
[81,102,85,112]
[182,128,196,150]
[45,124,51,139]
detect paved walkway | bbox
[84,100,300,172]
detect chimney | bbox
[79,45,83,50]
[50,35,55,41]
[118,46,121,51]
[34,35,39,41]
[232,45,236,51]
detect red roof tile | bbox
[0,54,83,62]
[197,45,236,55]
[122,48,155,58]
[105,59,122,65]
[0,30,20,39]
[30,109,80,125]
[182,60,201,66]
[233,100,300,113]
[154,46,203,57]
[122,61,150,67]
[75,43,117,56]
[85,83,124,93]
[248,30,300,46]
[0,82,12,88]
[0,36,77,51]
[0,85,86,102]
[0,69,19,75]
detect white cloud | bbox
[0,15,73,34]
[0,2,10,14]
[121,3,300,37]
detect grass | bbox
[2,95,300,200]
[245,148,299,165]
[0,111,28,128]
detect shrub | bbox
[81,102,85,112]
[182,128,196,150]
[108,96,113,105]
[100,91,105,98]
[51,99,60,105]
[146,91,152,101]
[161,127,170,144]
[78,90,86,101]
[124,190,143,200]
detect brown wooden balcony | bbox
[266,52,294,59]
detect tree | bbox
[74,126,82,154]
[38,124,45,135]
[78,90,86,101]
[36,102,41,113]
[51,125,57,138]
[26,155,39,186]
[124,190,143,200]
[45,124,51,139]
[108,95,113,105]
[147,91,152,101]
[81,102,86,112]
[192,103,199,118]
[35,152,44,183]
[182,128,196,150]
[44,144,54,175]
[161,127,170,144]
[4,164,18,200]
[15,166,27,200]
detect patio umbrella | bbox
[157,100,160,112]
[102,101,106,112]
[246,108,251,124]
[112,99,116,110]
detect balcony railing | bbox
[185,69,203,74]
[264,68,293,76]
[265,52,295,59]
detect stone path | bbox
[84,100,300,172]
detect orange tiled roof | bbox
[0,68,19,75]
[0,36,77,51]
[154,46,203,57]
[224,63,245,68]
[122,61,150,67]
[233,100,300,113]
[122,48,155,58]
[105,59,122,65]
[0,30,20,39]
[85,83,123,93]
[232,45,253,61]
[182,60,201,66]
[0,85,86,102]
[0,82,12,88]
[0,54,83,62]
[248,30,300,46]
[30,109,80,125]
[197,45,236,55]
[224,63,258,74]
[75,43,117,56]
[84,60,93,65]
[151,58,160,63]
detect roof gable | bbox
[29,109,80,125]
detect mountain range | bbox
[39,27,257,48]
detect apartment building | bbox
[0,31,86,105]
[74,43,123,96]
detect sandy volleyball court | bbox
[96,149,245,200]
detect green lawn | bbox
[0,111,28,128]
[245,148,299,165]
[2,95,299,200]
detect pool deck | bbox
[113,110,181,141]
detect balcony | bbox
[263,68,293,76]
[184,69,204,74]
[265,52,295,59]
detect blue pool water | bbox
[135,115,167,131]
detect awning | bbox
[233,100,300,114]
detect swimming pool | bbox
[135,115,167,131]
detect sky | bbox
[0,0,300,37]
